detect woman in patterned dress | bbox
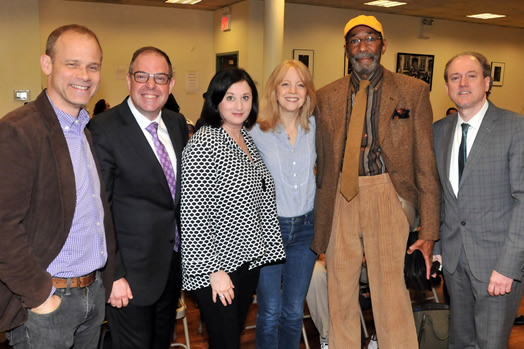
[249,60,317,349]
[180,68,285,349]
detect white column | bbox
[263,0,284,87]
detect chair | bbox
[171,293,191,349]
[97,320,109,349]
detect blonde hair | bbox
[258,60,316,132]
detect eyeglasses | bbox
[130,71,171,85]
[347,35,382,47]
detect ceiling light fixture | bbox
[364,1,407,8]
[466,13,507,20]
[165,0,202,4]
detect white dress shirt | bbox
[449,100,489,196]
[127,98,177,177]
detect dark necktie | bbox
[146,122,180,251]
[340,79,370,201]
[458,123,470,182]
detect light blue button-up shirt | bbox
[46,94,107,281]
[250,116,316,217]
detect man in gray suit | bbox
[433,52,524,348]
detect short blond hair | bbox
[258,60,316,132]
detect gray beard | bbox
[349,52,381,77]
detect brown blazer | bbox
[0,91,115,331]
[312,67,440,253]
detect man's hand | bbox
[431,255,442,278]
[317,253,326,267]
[407,239,435,279]
[108,278,133,308]
[488,270,513,296]
[31,294,61,314]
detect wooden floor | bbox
[1,283,523,348]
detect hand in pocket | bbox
[31,294,61,314]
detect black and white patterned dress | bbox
[180,126,286,291]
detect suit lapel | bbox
[459,105,496,185]
[329,76,350,135]
[326,76,351,162]
[163,113,183,204]
[440,115,458,199]
[117,102,173,198]
[377,70,400,145]
[37,92,76,238]
[164,114,183,171]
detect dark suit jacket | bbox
[0,91,116,331]
[433,102,524,282]
[88,98,187,306]
[312,67,440,253]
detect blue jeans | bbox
[7,276,105,349]
[256,210,317,349]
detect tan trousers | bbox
[326,174,418,349]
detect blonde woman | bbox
[249,60,317,348]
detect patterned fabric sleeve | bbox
[180,133,221,288]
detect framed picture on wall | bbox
[491,62,505,87]
[396,52,435,90]
[293,49,314,76]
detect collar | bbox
[127,97,164,130]
[46,91,90,135]
[351,65,384,92]
[457,100,489,130]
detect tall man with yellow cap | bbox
[311,15,440,348]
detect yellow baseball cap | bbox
[344,15,384,39]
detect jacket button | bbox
[461,221,466,226]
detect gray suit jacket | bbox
[433,102,524,282]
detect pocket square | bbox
[392,108,410,119]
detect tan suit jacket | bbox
[312,67,440,253]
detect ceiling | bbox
[67,0,524,29]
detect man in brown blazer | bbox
[0,25,115,348]
[312,15,440,348]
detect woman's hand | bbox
[210,270,235,306]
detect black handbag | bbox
[404,230,432,291]
[413,303,450,349]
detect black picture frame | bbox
[490,62,505,87]
[293,49,314,77]
[396,52,435,91]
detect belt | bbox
[278,210,314,223]
[52,272,96,289]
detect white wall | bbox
[213,0,265,92]
[0,0,41,116]
[39,0,215,121]
[1,0,523,120]
[283,3,524,119]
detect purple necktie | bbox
[146,122,180,251]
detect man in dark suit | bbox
[433,52,524,348]
[312,15,440,348]
[89,47,187,349]
[0,24,115,347]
